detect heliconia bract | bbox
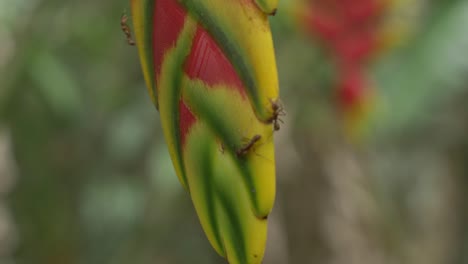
[129,0,280,263]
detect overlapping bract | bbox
[130,0,279,263]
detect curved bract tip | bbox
[254,0,279,15]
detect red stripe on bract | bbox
[179,100,197,147]
[184,25,247,97]
[153,0,187,78]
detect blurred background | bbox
[1,0,468,263]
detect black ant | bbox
[121,11,135,46]
[236,135,262,157]
[267,99,285,131]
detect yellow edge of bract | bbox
[130,0,157,105]
[245,125,276,218]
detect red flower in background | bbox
[302,0,385,134]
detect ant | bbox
[267,99,285,131]
[236,135,262,157]
[121,11,135,46]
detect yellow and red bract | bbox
[130,0,280,263]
